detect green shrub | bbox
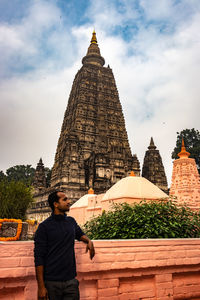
[83,201,200,239]
[0,179,33,220]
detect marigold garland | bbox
[0,218,22,241]
[26,219,36,226]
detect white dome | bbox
[71,193,96,208]
[102,176,168,201]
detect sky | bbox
[0,0,199,186]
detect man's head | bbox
[48,191,71,214]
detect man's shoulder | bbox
[66,216,76,223]
[39,215,53,226]
[66,216,80,226]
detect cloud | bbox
[0,0,76,77]
[0,0,199,187]
[84,0,200,182]
[0,65,78,170]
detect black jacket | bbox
[34,213,84,281]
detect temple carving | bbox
[50,31,140,201]
[142,137,168,193]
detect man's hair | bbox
[48,190,63,211]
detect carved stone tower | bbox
[170,139,200,210]
[51,31,140,201]
[33,158,46,193]
[142,137,168,193]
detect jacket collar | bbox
[51,213,67,221]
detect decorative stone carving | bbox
[0,222,28,240]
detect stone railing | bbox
[1,239,200,299]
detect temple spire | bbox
[148,137,156,150]
[91,30,97,44]
[50,30,136,200]
[82,30,105,66]
[178,138,190,159]
[32,158,46,191]
[142,137,168,193]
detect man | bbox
[34,191,95,300]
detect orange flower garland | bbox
[0,218,22,241]
[26,219,36,226]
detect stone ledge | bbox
[1,239,200,300]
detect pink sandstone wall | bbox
[69,194,168,226]
[170,157,200,210]
[100,197,166,212]
[1,239,200,299]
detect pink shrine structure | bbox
[170,139,200,210]
[69,171,169,225]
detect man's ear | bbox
[54,201,58,209]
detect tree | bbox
[172,128,200,174]
[0,179,33,220]
[6,165,35,186]
[83,201,200,239]
[0,171,6,181]
[2,164,52,188]
[45,167,52,187]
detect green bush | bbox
[0,179,33,220]
[83,201,200,239]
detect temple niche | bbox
[69,172,169,226]
[142,137,168,194]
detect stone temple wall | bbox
[1,239,200,299]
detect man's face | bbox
[54,192,71,212]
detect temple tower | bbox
[142,137,168,193]
[51,31,140,201]
[170,139,200,210]
[33,158,46,193]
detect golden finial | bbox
[88,188,94,194]
[129,171,135,177]
[178,138,190,159]
[91,30,97,44]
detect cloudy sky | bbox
[0,0,199,185]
